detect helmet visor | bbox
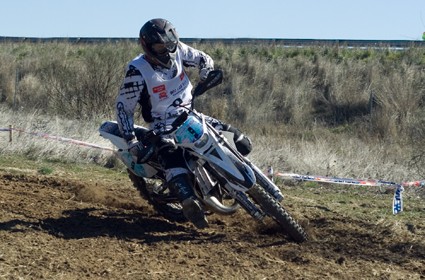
[152,41,177,56]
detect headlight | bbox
[194,133,209,148]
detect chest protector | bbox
[132,50,193,127]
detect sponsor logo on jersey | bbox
[153,84,167,100]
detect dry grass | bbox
[0,104,419,186]
[0,42,424,182]
[250,126,414,183]
[0,106,114,165]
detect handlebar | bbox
[171,111,189,129]
[193,69,223,97]
[142,111,189,145]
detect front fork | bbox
[194,160,264,219]
[225,183,266,221]
[245,161,284,201]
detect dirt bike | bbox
[99,70,308,242]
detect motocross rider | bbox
[115,18,252,229]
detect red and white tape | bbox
[269,172,425,214]
[1,126,114,151]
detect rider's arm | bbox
[115,64,149,142]
[179,42,214,80]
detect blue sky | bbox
[2,0,424,40]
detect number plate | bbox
[174,116,203,144]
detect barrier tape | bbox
[274,172,424,190]
[272,172,424,214]
[275,172,397,187]
[402,180,425,187]
[1,126,114,151]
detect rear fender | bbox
[99,121,158,178]
[116,150,158,178]
[99,121,128,149]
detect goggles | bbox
[152,41,177,55]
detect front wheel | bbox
[248,185,308,242]
[127,170,187,223]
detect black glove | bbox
[193,69,223,97]
[127,139,154,163]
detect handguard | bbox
[193,69,223,97]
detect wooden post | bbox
[9,125,13,142]
[267,166,274,182]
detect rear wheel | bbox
[248,185,308,242]
[127,170,187,223]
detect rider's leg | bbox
[169,173,208,229]
[157,142,208,229]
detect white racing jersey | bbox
[115,42,214,142]
[134,50,193,124]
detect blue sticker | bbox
[120,152,146,177]
[174,116,203,144]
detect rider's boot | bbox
[170,174,208,229]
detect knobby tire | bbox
[248,185,308,243]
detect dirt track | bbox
[0,171,424,280]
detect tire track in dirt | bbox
[0,172,423,279]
